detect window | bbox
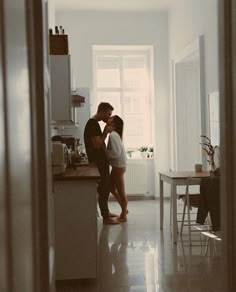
[92,46,154,149]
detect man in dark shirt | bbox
[84,102,120,224]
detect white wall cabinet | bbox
[50,55,76,125]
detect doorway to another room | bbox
[171,36,206,172]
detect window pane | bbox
[123,56,145,69]
[123,56,148,90]
[123,114,145,147]
[123,68,148,90]
[96,57,120,88]
[123,93,146,113]
[123,96,132,112]
[124,114,144,135]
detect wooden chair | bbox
[200,230,222,256]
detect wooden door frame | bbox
[0,0,53,291]
[26,0,54,290]
[219,0,236,290]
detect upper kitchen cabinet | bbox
[50,55,76,125]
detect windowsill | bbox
[127,156,154,160]
[126,150,154,160]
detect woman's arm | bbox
[106,132,122,159]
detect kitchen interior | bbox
[50,36,155,199]
[2,0,236,291]
[47,0,225,291]
[49,22,156,283]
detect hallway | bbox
[56,200,224,292]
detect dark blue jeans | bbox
[96,159,111,219]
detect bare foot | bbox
[118,216,127,223]
[103,218,120,225]
[120,210,128,218]
[109,212,119,218]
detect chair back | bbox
[186,177,201,208]
[186,177,201,192]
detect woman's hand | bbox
[104,124,114,134]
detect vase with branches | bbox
[200,135,217,171]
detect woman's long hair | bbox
[113,115,124,140]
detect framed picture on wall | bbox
[208,91,220,146]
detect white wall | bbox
[169,0,219,138]
[48,0,56,29]
[55,10,170,196]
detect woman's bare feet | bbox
[103,217,120,225]
[118,210,128,222]
[118,217,127,222]
[109,212,119,218]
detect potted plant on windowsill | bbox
[139,146,148,158]
[147,146,154,158]
[126,150,134,159]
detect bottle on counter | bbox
[67,146,73,165]
[59,25,63,34]
[76,144,80,155]
[55,26,59,34]
[80,143,86,155]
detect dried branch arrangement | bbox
[200,135,217,171]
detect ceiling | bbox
[54,0,174,12]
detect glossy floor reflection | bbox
[97,200,224,292]
[56,200,224,292]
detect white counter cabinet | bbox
[53,165,99,280]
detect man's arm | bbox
[91,125,113,149]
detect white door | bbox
[175,61,202,170]
[172,37,205,172]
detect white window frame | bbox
[92,45,155,150]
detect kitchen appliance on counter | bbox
[52,141,68,175]
[52,135,79,151]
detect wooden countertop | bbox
[53,163,100,181]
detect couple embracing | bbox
[84,102,128,224]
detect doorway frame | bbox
[218,0,236,290]
[170,35,206,171]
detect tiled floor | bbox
[56,200,224,292]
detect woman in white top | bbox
[106,115,128,222]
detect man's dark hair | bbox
[97,102,114,113]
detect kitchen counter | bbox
[53,163,100,181]
[53,162,99,280]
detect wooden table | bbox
[159,171,210,244]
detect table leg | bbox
[160,175,164,229]
[172,182,178,244]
